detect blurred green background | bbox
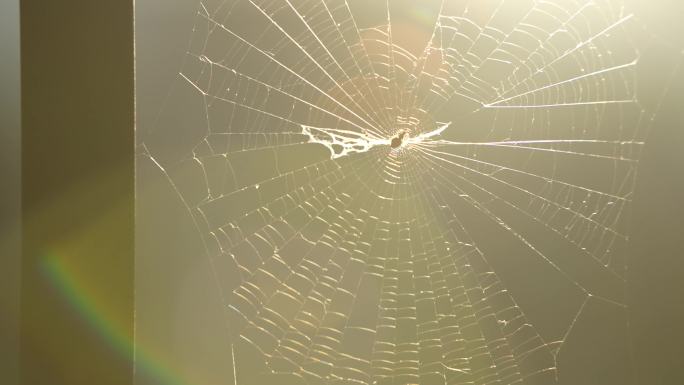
[6,1,684,385]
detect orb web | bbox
[139,0,663,384]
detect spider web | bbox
[140,0,655,383]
